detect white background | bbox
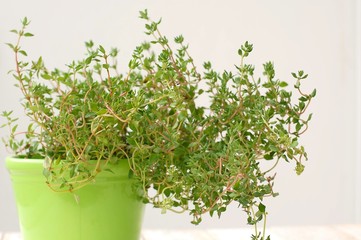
[1,0,360,231]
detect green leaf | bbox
[127,138,136,146]
[129,121,139,131]
[269,145,278,152]
[272,192,280,197]
[128,170,134,179]
[290,140,298,148]
[139,9,149,20]
[258,202,266,213]
[85,40,94,48]
[19,50,27,56]
[295,162,305,175]
[11,124,18,133]
[128,59,139,69]
[98,45,106,54]
[174,35,184,44]
[301,74,308,79]
[310,89,317,97]
[238,49,243,56]
[85,56,92,65]
[43,168,51,178]
[24,32,34,37]
[217,207,226,218]
[264,153,273,160]
[103,168,115,174]
[307,113,313,121]
[279,81,288,87]
[5,43,15,51]
[22,17,30,26]
[203,61,212,70]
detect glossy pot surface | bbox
[6,157,144,240]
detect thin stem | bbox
[262,212,267,240]
[250,206,259,237]
[263,157,280,174]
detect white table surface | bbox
[2,225,361,240]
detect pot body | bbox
[6,157,144,240]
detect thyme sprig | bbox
[1,12,316,240]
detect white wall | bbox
[0,0,359,231]
[355,0,361,223]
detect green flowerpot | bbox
[6,157,144,240]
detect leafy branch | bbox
[1,12,316,240]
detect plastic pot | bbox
[6,157,144,240]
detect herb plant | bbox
[2,10,316,240]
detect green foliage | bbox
[1,12,316,239]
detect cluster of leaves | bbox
[2,11,315,240]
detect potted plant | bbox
[2,10,316,240]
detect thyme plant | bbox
[2,11,316,240]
